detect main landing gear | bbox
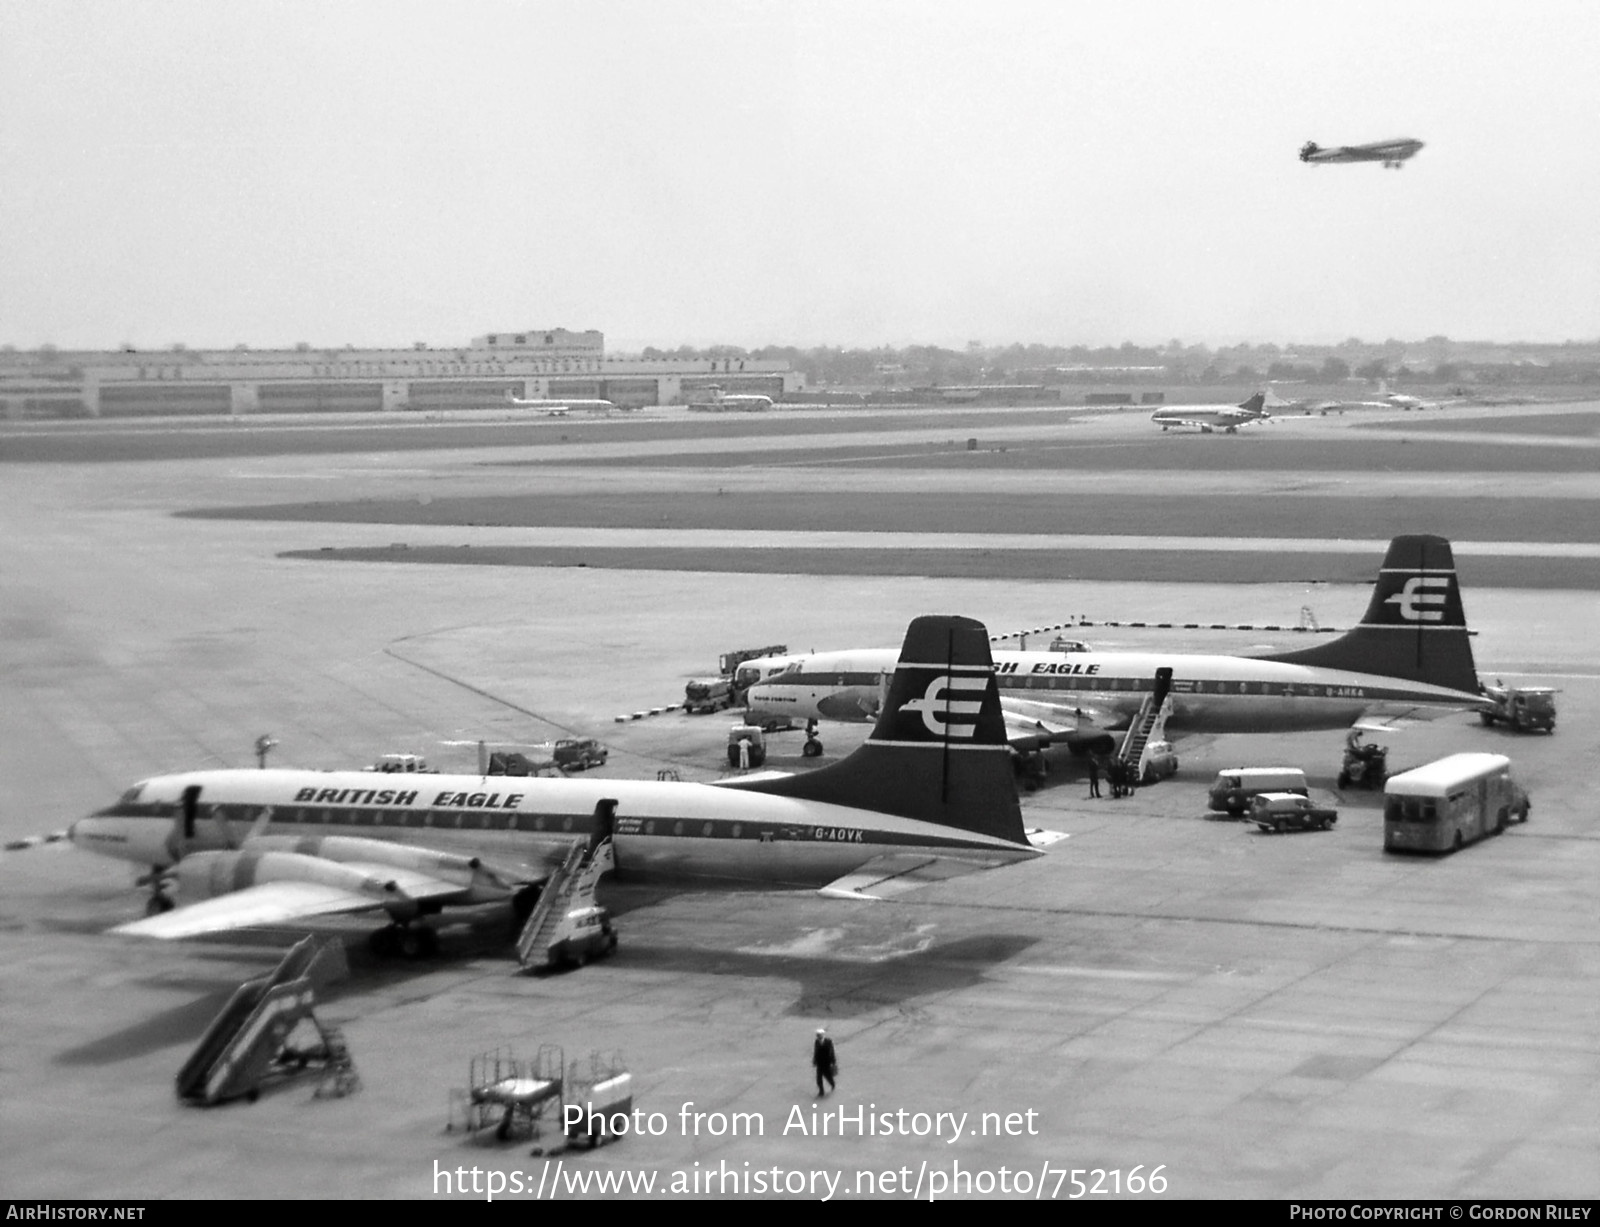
[802,719,824,759]
[368,923,439,959]
[138,866,175,916]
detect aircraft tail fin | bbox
[1258,536,1480,695]
[734,616,1027,846]
[1237,392,1267,417]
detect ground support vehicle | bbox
[1383,753,1529,853]
[727,725,767,769]
[1208,768,1309,816]
[1140,740,1179,783]
[1338,742,1388,790]
[1478,681,1557,733]
[683,676,737,713]
[545,905,619,967]
[553,738,607,772]
[1250,792,1338,833]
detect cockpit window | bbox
[118,783,147,806]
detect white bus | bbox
[1383,753,1529,854]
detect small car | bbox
[1250,791,1337,833]
[553,738,607,771]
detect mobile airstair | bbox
[515,801,618,971]
[176,935,355,1105]
[1116,667,1175,784]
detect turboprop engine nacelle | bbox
[172,850,402,906]
[244,834,511,904]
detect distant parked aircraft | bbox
[1300,138,1423,169]
[505,390,616,415]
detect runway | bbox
[0,400,1595,1199]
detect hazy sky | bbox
[3,1,1597,351]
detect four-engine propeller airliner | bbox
[70,617,1042,948]
[1299,138,1424,169]
[1151,392,1272,434]
[743,536,1486,758]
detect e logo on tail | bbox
[1385,575,1450,622]
[899,674,987,738]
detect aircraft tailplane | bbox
[732,616,1028,846]
[1258,535,1479,695]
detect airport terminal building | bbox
[0,328,804,418]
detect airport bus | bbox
[1382,753,1528,854]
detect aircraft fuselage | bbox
[747,648,1482,736]
[71,769,1034,886]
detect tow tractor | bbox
[1338,732,1388,791]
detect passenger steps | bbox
[516,802,618,971]
[176,934,354,1105]
[1117,668,1175,783]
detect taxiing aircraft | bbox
[744,536,1485,758]
[1299,138,1423,169]
[1151,392,1272,434]
[505,390,617,415]
[69,616,1041,948]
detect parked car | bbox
[553,738,607,771]
[1250,792,1338,833]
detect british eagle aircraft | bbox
[1151,392,1272,434]
[743,536,1486,759]
[1299,138,1424,169]
[68,616,1045,951]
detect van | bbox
[1208,767,1308,814]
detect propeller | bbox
[3,830,70,853]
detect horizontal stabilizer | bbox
[817,853,1009,901]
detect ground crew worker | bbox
[737,736,751,770]
[812,1027,837,1097]
[1087,756,1102,799]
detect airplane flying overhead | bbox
[1151,392,1272,434]
[744,536,1486,758]
[1299,138,1424,169]
[69,616,1043,948]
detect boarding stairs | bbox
[515,808,617,970]
[1116,668,1174,783]
[176,935,353,1105]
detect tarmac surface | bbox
[1,400,1596,1200]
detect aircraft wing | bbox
[817,851,1038,901]
[113,880,400,939]
[1000,696,1121,754]
[111,856,522,940]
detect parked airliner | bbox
[744,536,1485,756]
[69,617,1042,949]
